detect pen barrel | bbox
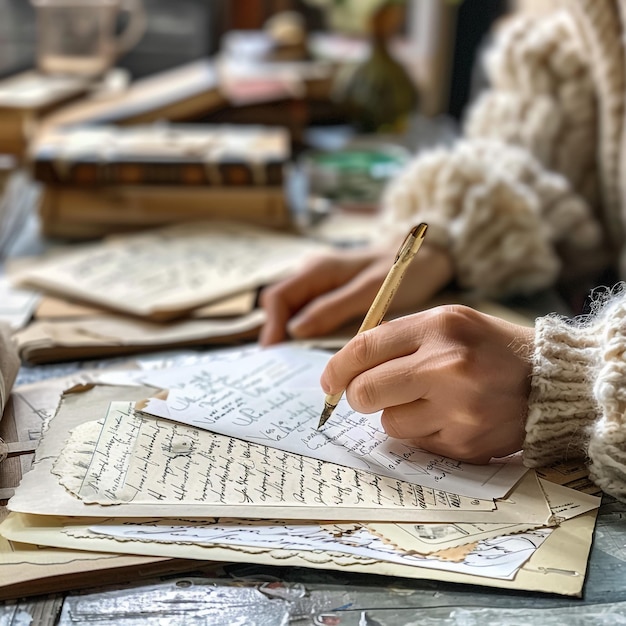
[318,223,426,429]
[357,257,412,332]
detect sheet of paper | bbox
[84,519,550,581]
[137,344,528,500]
[3,373,107,473]
[8,386,551,523]
[4,509,596,594]
[12,221,329,320]
[35,291,256,320]
[97,345,262,384]
[49,401,498,521]
[35,294,103,319]
[13,309,266,364]
[539,478,601,522]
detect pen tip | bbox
[317,403,335,429]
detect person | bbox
[259,1,626,501]
[261,1,619,347]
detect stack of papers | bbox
[0,343,601,598]
[8,221,330,363]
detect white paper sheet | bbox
[0,274,39,330]
[85,519,551,581]
[138,345,528,499]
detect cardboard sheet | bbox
[0,509,596,596]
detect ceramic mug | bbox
[31,0,146,77]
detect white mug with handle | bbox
[31,0,147,77]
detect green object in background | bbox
[332,1,418,133]
[304,143,410,210]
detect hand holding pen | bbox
[318,291,535,464]
[318,224,428,427]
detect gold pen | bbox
[317,223,428,429]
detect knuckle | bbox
[448,348,477,379]
[436,304,479,336]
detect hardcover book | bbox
[39,184,292,239]
[30,124,290,187]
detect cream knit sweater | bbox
[382,6,609,296]
[525,287,626,501]
[379,1,626,498]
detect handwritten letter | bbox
[138,346,527,499]
[54,401,494,521]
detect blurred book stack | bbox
[30,123,293,239]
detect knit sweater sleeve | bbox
[524,288,626,501]
[379,9,604,298]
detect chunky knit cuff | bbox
[524,314,600,468]
[379,139,601,297]
[584,292,626,500]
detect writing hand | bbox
[320,305,534,463]
[259,242,453,346]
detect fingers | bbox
[259,243,454,346]
[285,285,372,339]
[321,308,440,394]
[258,256,345,345]
[343,351,432,413]
[258,251,377,346]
